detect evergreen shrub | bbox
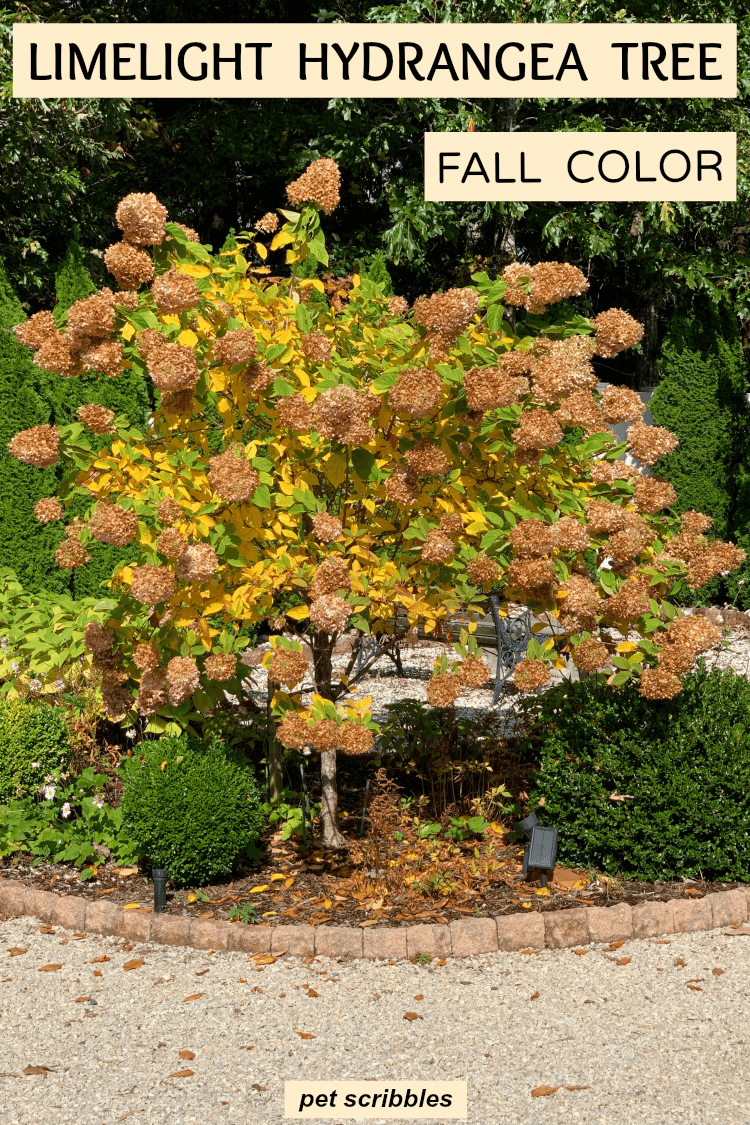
[0,700,69,802]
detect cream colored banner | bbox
[284,1080,467,1119]
[425,132,736,202]
[12,23,736,98]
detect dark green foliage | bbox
[650,300,747,540]
[527,665,750,882]
[0,259,25,329]
[0,700,69,803]
[362,251,394,297]
[120,734,264,887]
[220,228,238,253]
[52,241,95,327]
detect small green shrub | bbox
[0,699,69,802]
[120,734,263,887]
[527,664,750,882]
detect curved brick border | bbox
[1,880,749,960]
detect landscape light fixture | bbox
[518,811,558,888]
[152,868,168,913]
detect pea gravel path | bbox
[1,919,749,1125]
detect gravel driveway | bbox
[1,917,748,1125]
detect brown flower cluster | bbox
[606,517,654,570]
[242,361,276,397]
[137,668,168,715]
[656,614,720,676]
[600,385,645,424]
[104,242,155,289]
[413,288,479,358]
[466,554,501,586]
[512,408,563,451]
[116,192,168,245]
[464,366,527,412]
[204,653,237,681]
[573,637,610,672]
[513,659,550,692]
[509,518,553,558]
[314,384,375,445]
[686,540,747,590]
[626,421,679,466]
[507,557,557,601]
[157,497,182,526]
[133,642,160,672]
[310,594,350,635]
[555,389,603,429]
[8,425,60,468]
[55,538,90,569]
[301,329,332,364]
[165,656,200,705]
[389,368,443,418]
[594,309,644,358]
[212,328,258,366]
[136,329,165,361]
[639,667,682,700]
[88,503,138,548]
[590,460,639,485]
[34,498,63,523]
[311,512,343,543]
[268,648,309,688]
[426,672,461,708]
[286,158,341,215]
[528,337,597,403]
[336,724,375,755]
[311,557,351,599]
[557,574,599,630]
[15,311,57,350]
[681,510,713,535]
[101,685,133,722]
[421,530,456,564]
[388,296,409,317]
[404,441,449,476]
[35,335,80,378]
[456,656,488,689]
[634,476,677,514]
[501,263,532,306]
[76,404,115,434]
[276,710,313,749]
[385,464,419,507]
[502,262,587,313]
[163,389,195,415]
[84,622,114,656]
[176,543,219,584]
[157,528,188,558]
[585,500,628,534]
[277,394,313,432]
[131,566,176,606]
[208,448,260,502]
[439,512,464,539]
[147,343,200,393]
[67,289,116,344]
[152,268,199,314]
[551,516,590,553]
[255,212,279,234]
[601,579,649,625]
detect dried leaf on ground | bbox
[23,1065,54,1076]
[179,1050,195,1060]
[39,926,55,934]
[687,984,703,992]
[8,948,27,957]
[713,968,725,976]
[75,995,91,1003]
[297,1032,315,1039]
[183,993,203,1002]
[674,958,686,967]
[89,956,110,963]
[306,989,319,997]
[38,964,62,972]
[571,949,587,956]
[604,941,625,951]
[414,994,424,1000]
[168,1069,194,1078]
[404,1011,422,1021]
[529,991,540,1000]
[616,957,631,966]
[123,958,145,971]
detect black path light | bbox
[152,868,168,913]
[518,811,558,889]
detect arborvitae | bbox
[221,228,238,253]
[362,250,394,297]
[52,240,95,327]
[0,259,25,329]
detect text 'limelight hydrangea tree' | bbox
[8,159,745,847]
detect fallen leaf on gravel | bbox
[124,903,141,910]
[687,984,703,992]
[531,1086,559,1097]
[519,949,537,956]
[8,948,27,956]
[93,970,102,977]
[23,1066,54,1076]
[38,964,62,972]
[123,959,145,971]
[535,888,551,896]
[306,989,319,997]
[284,877,295,888]
[252,955,275,965]
[179,1050,195,1060]
[713,968,725,976]
[359,920,380,928]
[121,944,135,952]
[168,1069,194,1078]
[199,912,214,919]
[239,1046,254,1050]
[270,873,286,882]
[95,889,116,896]
[89,956,110,964]
[404,1012,422,1021]
[436,959,447,966]
[616,957,631,966]
[114,867,138,877]
[297,1032,315,1039]
[521,902,532,910]
[414,994,424,1000]
[653,940,671,945]
[723,929,750,937]
[252,1083,267,1091]
[604,941,625,952]
[674,958,686,967]
[564,1086,590,1091]
[183,993,203,1002]
[195,969,209,977]
[530,992,540,1001]
[239,978,247,983]
[39,926,55,934]
[572,949,587,956]
[686,978,705,983]
[683,888,701,896]
[75,996,91,1003]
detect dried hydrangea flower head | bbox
[15,310,57,351]
[268,648,309,688]
[146,343,200,392]
[116,291,140,312]
[337,725,375,755]
[600,385,646,424]
[208,447,259,502]
[156,528,188,559]
[35,334,80,378]
[389,368,442,418]
[76,404,115,434]
[388,296,409,317]
[55,538,90,569]
[133,642,160,672]
[136,328,165,361]
[80,341,124,379]
[115,192,168,245]
[639,667,682,700]
[585,500,628,534]
[311,557,351,599]
[426,672,461,708]
[166,655,200,705]
[507,557,557,601]
[681,510,713,536]
[464,366,527,411]
[137,667,168,714]
[204,653,237,681]
[276,709,313,749]
[242,361,276,397]
[34,498,63,524]
[152,267,200,314]
[277,394,313,432]
[130,565,176,606]
[301,330,332,364]
[67,289,116,344]
[311,512,343,543]
[404,441,449,476]
[101,685,132,722]
[513,658,549,692]
[633,476,677,514]
[88,503,138,548]
[176,543,220,584]
[314,384,375,445]
[310,594,350,635]
[104,242,155,289]
[687,540,746,590]
[509,518,553,558]
[212,328,257,366]
[385,463,419,507]
[413,288,479,357]
[501,262,532,306]
[573,637,609,672]
[255,212,279,234]
[550,516,590,553]
[84,622,114,655]
[286,158,341,214]
[439,512,464,539]
[512,408,563,451]
[525,262,588,314]
[557,574,599,630]
[529,337,596,402]
[601,578,650,625]
[466,554,501,586]
[309,718,341,752]
[555,389,603,429]
[157,497,182,526]
[8,424,60,468]
[626,420,679,465]
[421,530,455,564]
[594,308,644,357]
[456,656,488,690]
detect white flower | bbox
[54,679,65,691]
[61,802,72,819]
[44,774,54,783]
[125,728,137,740]
[29,679,42,692]
[303,748,311,756]
[93,796,105,809]
[11,661,19,673]
[0,637,7,650]
[31,762,40,769]
[43,785,56,800]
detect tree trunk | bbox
[266,680,283,803]
[635,301,660,390]
[319,747,346,849]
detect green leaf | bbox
[351,447,376,482]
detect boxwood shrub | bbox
[120,734,263,887]
[0,699,69,802]
[527,664,750,883]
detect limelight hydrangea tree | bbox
[8,158,745,847]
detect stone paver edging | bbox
[2,879,749,959]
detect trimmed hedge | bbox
[120,734,264,887]
[0,700,69,803]
[527,665,750,883]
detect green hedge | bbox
[120,734,264,887]
[0,700,69,803]
[527,665,750,883]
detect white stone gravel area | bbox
[1,918,749,1125]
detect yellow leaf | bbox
[187,892,197,903]
[261,911,277,917]
[160,760,167,771]
[250,885,270,894]
[270,873,287,882]
[284,877,295,889]
[521,902,532,910]
[270,231,295,251]
[535,887,551,896]
[351,274,361,288]
[286,605,310,621]
[178,263,211,279]
[490,822,505,836]
[178,328,199,348]
[616,641,638,653]
[121,322,136,342]
[323,899,332,910]
[255,242,268,261]
[124,903,141,910]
